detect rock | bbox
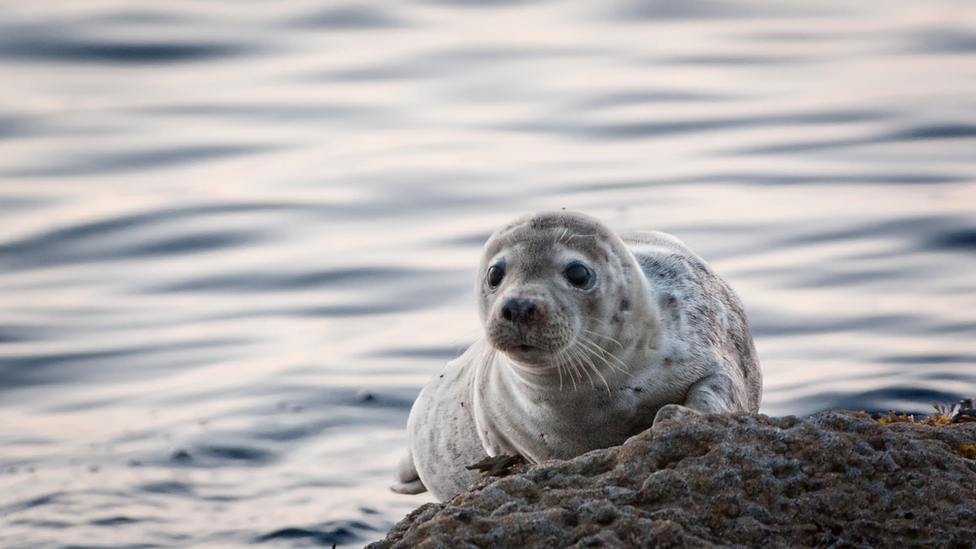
[369,411,976,548]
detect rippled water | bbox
[1,0,975,547]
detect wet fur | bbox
[394,211,762,500]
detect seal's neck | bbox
[497,351,568,390]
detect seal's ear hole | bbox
[487,263,506,288]
[564,261,594,289]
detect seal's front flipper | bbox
[652,373,736,429]
[391,452,427,495]
[651,403,704,431]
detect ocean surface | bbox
[1,0,975,547]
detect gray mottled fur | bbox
[393,211,762,500]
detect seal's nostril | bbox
[501,298,539,324]
[501,299,520,322]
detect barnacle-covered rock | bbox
[369,411,976,548]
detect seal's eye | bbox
[487,263,505,288]
[564,261,593,289]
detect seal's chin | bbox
[486,326,568,366]
[492,339,563,367]
[494,342,541,359]
[510,345,548,363]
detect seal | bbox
[392,211,762,500]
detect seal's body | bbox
[393,211,762,500]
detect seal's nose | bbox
[501,298,541,324]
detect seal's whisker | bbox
[485,348,499,374]
[567,351,580,391]
[574,344,607,393]
[580,327,625,350]
[579,335,630,368]
[502,232,517,248]
[578,336,632,376]
[589,347,632,378]
[558,355,566,391]
[554,227,569,245]
[583,346,608,392]
[570,344,597,390]
[573,347,596,389]
[451,327,486,343]
[563,347,583,391]
[577,335,621,366]
[554,348,576,390]
[552,350,565,391]
[449,331,487,358]
[509,359,559,375]
[573,341,611,394]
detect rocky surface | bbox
[369,411,976,548]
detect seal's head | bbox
[477,211,654,382]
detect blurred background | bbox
[1,0,975,547]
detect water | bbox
[1,0,975,546]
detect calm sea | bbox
[2,0,975,547]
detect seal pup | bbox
[392,211,762,500]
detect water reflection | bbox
[0,0,975,547]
